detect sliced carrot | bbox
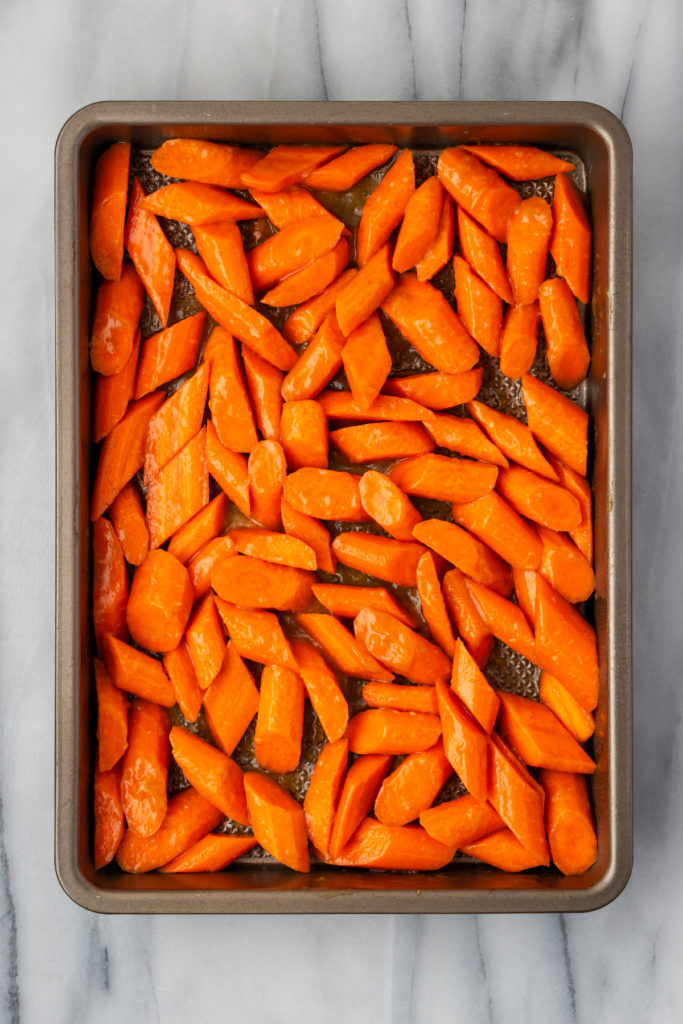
[281,311,345,402]
[536,525,595,603]
[328,753,393,858]
[540,769,597,875]
[101,633,175,707]
[243,772,310,873]
[457,206,513,303]
[90,262,145,376]
[341,313,392,412]
[388,453,498,503]
[545,454,593,563]
[121,699,170,837]
[188,535,240,601]
[216,601,297,671]
[354,607,451,685]
[550,173,591,304]
[290,638,348,743]
[358,470,422,542]
[333,531,425,588]
[241,145,345,193]
[461,827,546,872]
[160,834,258,873]
[318,390,433,422]
[242,347,283,441]
[539,670,595,743]
[487,734,549,865]
[146,427,209,549]
[163,643,203,723]
[283,467,367,522]
[247,216,344,294]
[538,278,590,391]
[304,144,398,190]
[393,176,444,273]
[126,549,194,653]
[303,737,349,855]
[150,139,261,188]
[413,519,511,597]
[117,787,224,873]
[497,691,595,773]
[533,574,599,711]
[460,145,574,181]
[109,482,149,566]
[93,765,125,869]
[453,254,502,358]
[522,373,588,477]
[206,329,258,453]
[92,331,140,442]
[248,439,286,530]
[203,641,259,756]
[262,238,350,308]
[229,528,315,570]
[499,303,540,380]
[513,567,538,627]
[420,795,503,849]
[362,682,438,715]
[167,493,228,565]
[506,197,553,306]
[336,242,394,337]
[212,554,313,612]
[323,819,455,870]
[134,311,205,399]
[466,399,558,480]
[415,194,456,282]
[312,583,413,626]
[206,418,250,517]
[437,147,520,242]
[450,638,500,735]
[281,498,336,574]
[383,367,483,410]
[452,490,542,570]
[254,664,305,773]
[194,222,254,304]
[375,743,453,827]
[282,268,358,345]
[442,567,494,668]
[331,421,435,464]
[89,141,131,281]
[124,178,175,327]
[466,580,538,663]
[496,464,582,531]
[184,593,226,691]
[249,185,341,229]
[356,149,415,264]
[280,400,328,470]
[92,517,129,652]
[143,363,210,486]
[294,613,393,682]
[423,414,508,468]
[347,709,442,756]
[416,551,457,657]
[435,681,488,801]
[170,726,249,824]
[142,182,263,225]
[94,657,128,772]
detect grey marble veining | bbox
[2,0,683,1020]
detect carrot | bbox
[117,787,224,873]
[457,206,513,303]
[141,182,263,225]
[109,482,149,566]
[89,141,131,281]
[413,519,511,597]
[392,176,444,273]
[212,554,313,612]
[420,794,503,848]
[92,331,140,442]
[126,549,194,653]
[382,367,483,410]
[241,145,345,193]
[487,733,549,865]
[188,532,236,596]
[206,419,250,517]
[450,637,500,734]
[163,643,204,723]
[90,262,145,376]
[442,567,494,668]
[499,303,540,379]
[461,828,547,872]
[335,243,394,337]
[170,726,249,825]
[146,427,209,549]
[303,737,349,855]
[294,613,393,682]
[94,657,128,772]
[513,567,537,627]
[304,144,398,190]
[357,470,422,542]
[101,633,175,707]
[193,222,254,304]
[388,453,498,503]
[497,691,595,774]
[356,149,415,264]
[248,439,286,530]
[205,330,258,454]
[121,699,170,836]
[339,314,391,413]
[150,139,261,188]
[322,819,455,870]
[331,421,435,464]
[416,551,457,657]
[415,195,456,282]
[280,400,328,471]
[281,311,345,403]
[143,363,210,486]
[375,743,453,827]
[453,255,502,358]
[317,390,434,422]
[506,197,553,306]
[362,682,438,715]
[327,753,393,859]
[347,709,442,756]
[460,145,574,181]
[381,275,479,373]
[283,467,367,522]
[261,238,349,308]
[203,642,260,756]
[167,493,228,565]
[282,268,358,345]
[539,670,595,743]
[534,574,599,711]
[333,532,425,588]
[466,399,558,480]
[93,765,125,869]
[175,248,296,371]
[423,414,508,468]
[435,681,488,801]
[550,173,591,304]
[216,601,297,671]
[184,593,226,690]
[496,464,582,532]
[538,278,590,390]
[354,607,451,685]
[247,216,345,295]
[540,769,597,875]
[545,454,593,563]
[228,528,315,570]
[437,147,521,242]
[248,185,342,230]
[452,490,542,570]
[134,311,206,399]
[254,664,305,774]
[243,772,310,873]
[242,347,283,441]
[290,638,349,743]
[124,178,175,327]
[536,525,595,603]
[466,580,538,663]
[92,517,129,651]
[281,498,336,575]
[160,834,258,873]
[521,373,588,477]
[312,583,413,626]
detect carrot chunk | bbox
[283,467,367,523]
[423,414,508,468]
[280,400,328,470]
[254,665,305,774]
[203,642,260,756]
[170,726,249,825]
[331,421,435,464]
[538,278,590,391]
[134,311,206,399]
[499,303,540,380]
[281,311,345,402]
[290,639,349,743]
[533,575,599,712]
[450,638,500,734]
[92,331,140,442]
[381,275,479,373]
[466,399,558,480]
[146,427,209,549]
[415,195,456,282]
[506,197,553,306]
[229,528,316,570]
[457,206,513,303]
[282,268,358,345]
[460,145,574,181]
[241,145,345,193]
[496,464,582,532]
[466,580,538,663]
[90,141,131,281]
[184,592,226,690]
[248,440,286,530]
[312,583,413,626]
[333,531,426,588]
[497,691,596,773]
[94,657,128,772]
[341,313,392,412]
[346,709,442,756]
[392,176,444,273]
[358,470,422,542]
[243,772,310,872]
[415,551,457,657]
[160,834,257,873]
[94,766,125,869]
[92,517,129,652]
[453,255,502,358]
[281,498,336,574]
[362,682,438,715]
[206,419,250,517]
[550,173,592,305]
[544,454,593,564]
[109,482,149,566]
[143,363,210,486]
[142,182,263,225]
[124,178,175,327]
[461,828,546,872]
[121,699,170,837]
[163,643,204,723]
[206,329,258,454]
[194,222,254,305]
[216,601,297,671]
[90,262,145,376]
[442,567,494,668]
[249,185,342,230]
[487,734,549,865]
[261,238,350,308]
[213,554,313,612]
[536,525,595,603]
[435,681,488,801]
[539,769,597,875]
[323,819,456,871]
[420,795,503,849]
[328,754,393,859]
[318,390,434,422]
[242,347,284,441]
[304,144,398,190]
[539,671,595,743]
[150,139,261,188]
[126,549,194,653]
[356,149,415,264]
[382,368,483,410]
[354,607,451,685]
[413,519,512,596]
[437,147,521,242]
[167,493,228,565]
[522,373,588,477]
[388,453,498,503]
[336,242,395,337]
[101,633,175,707]
[375,743,453,827]
[452,490,542,570]
[247,216,344,294]
[294,613,393,682]
[117,788,224,873]
[303,737,349,855]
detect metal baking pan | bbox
[55,101,632,913]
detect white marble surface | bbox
[1,0,682,1020]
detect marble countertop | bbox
[2,0,682,1020]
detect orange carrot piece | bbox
[160,834,257,873]
[435,681,488,801]
[522,373,588,477]
[388,453,498,503]
[248,216,344,295]
[513,567,538,627]
[318,390,434,422]
[281,311,345,402]
[461,827,547,872]
[92,331,140,442]
[375,743,453,826]
[94,657,128,772]
[243,772,310,872]
[539,671,595,743]
[206,419,250,517]
[167,493,228,565]
[415,195,456,282]
[341,313,391,412]
[291,638,349,743]
[163,643,204,723]
[333,532,426,588]
[362,682,438,715]
[294,613,393,682]
[94,765,125,869]
[216,600,297,671]
[453,254,502,358]
[499,303,540,379]
[328,754,393,859]
[506,197,553,306]
[249,184,341,229]
[383,367,483,410]
[90,262,145,376]
[336,243,394,337]
[203,642,259,755]
[381,274,479,373]
[331,421,435,464]
[497,691,595,773]
[262,238,350,308]
[303,737,349,855]
[241,347,283,441]
[150,139,261,188]
[126,549,193,653]
[538,278,590,390]
[124,178,175,327]
[533,574,599,711]
[545,454,593,563]
[241,145,345,193]
[487,733,549,865]
[450,638,500,735]
[423,414,508,468]
[229,528,316,570]
[393,176,444,273]
[109,482,149,566]
[190,533,236,595]
[457,206,513,303]
[358,470,422,542]
[354,607,451,685]
[101,633,175,707]
[466,580,538,663]
[280,400,328,470]
[121,699,170,837]
[442,567,494,668]
[460,145,574,181]
[347,709,442,756]
[496,464,582,532]
[213,554,313,612]
[143,364,210,486]
[437,147,521,242]
[205,329,258,454]
[92,517,129,651]
[550,173,592,304]
[419,501,512,597]
[282,268,358,345]
[89,142,131,281]
[283,467,367,523]
[420,794,503,849]
[304,144,398,190]
[452,490,542,570]
[170,726,249,825]
[146,428,209,549]
[254,664,305,773]
[141,182,263,225]
[117,787,224,873]
[536,525,595,603]
[467,399,558,480]
[134,311,206,399]
[356,149,415,264]
[183,591,225,690]
[193,222,254,305]
[323,819,455,870]
[248,439,286,530]
[281,498,336,574]
[540,769,597,875]
[416,551,457,657]
[312,583,413,626]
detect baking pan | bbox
[55,101,632,913]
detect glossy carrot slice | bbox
[415,195,456,282]
[499,303,540,380]
[163,643,203,723]
[94,657,128,772]
[317,390,433,422]
[193,222,254,304]
[109,481,149,566]
[291,638,349,743]
[450,638,500,735]
[330,421,435,464]
[536,525,595,603]
[241,347,283,441]
[203,642,260,756]
[534,575,599,711]
[413,519,511,596]
[303,738,349,856]
[283,467,367,523]
[94,766,125,869]
[539,671,595,743]
[388,453,498,503]
[416,551,457,657]
[101,633,175,707]
[167,493,228,565]
[126,549,194,653]
[496,464,582,532]
[89,141,131,281]
[312,583,413,627]
[248,440,286,530]
[160,834,257,873]
[121,699,170,837]
[281,311,345,402]
[358,470,422,542]
[497,691,595,773]
[487,734,549,865]
[141,182,263,225]
[452,490,542,570]
[336,242,395,337]
[545,454,593,563]
[294,613,393,682]
[248,216,345,294]
[304,144,398,190]
[362,682,438,715]
[435,681,488,801]
[282,268,358,345]
[356,149,415,264]
[333,532,426,588]
[341,313,392,412]
[205,330,258,454]
[453,255,502,358]
[280,399,328,470]
[423,414,508,468]
[522,373,588,476]
[538,278,590,391]
[243,772,310,873]
[184,593,226,691]
[92,331,140,442]
[146,428,209,549]
[460,145,574,181]
[249,185,342,229]
[346,710,442,756]
[143,363,210,485]
[241,145,345,193]
[506,197,553,306]
[213,554,313,612]
[393,176,444,273]
[328,753,393,859]
[124,178,175,327]
[437,147,521,242]
[229,528,316,570]
[281,498,336,575]
[466,580,538,663]
[540,769,597,875]
[134,312,206,399]
[354,607,452,685]
[170,726,249,824]
[457,206,513,303]
[420,794,503,849]
[254,664,305,773]
[92,517,129,651]
[262,238,349,308]
[382,367,483,410]
[550,173,592,304]
[461,827,547,872]
[216,601,297,671]
[466,399,558,480]
[150,139,261,188]
[189,535,237,601]
[323,819,455,870]
[90,262,145,376]
[442,567,494,668]
[375,743,453,827]
[206,419,250,517]
[117,787,224,873]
